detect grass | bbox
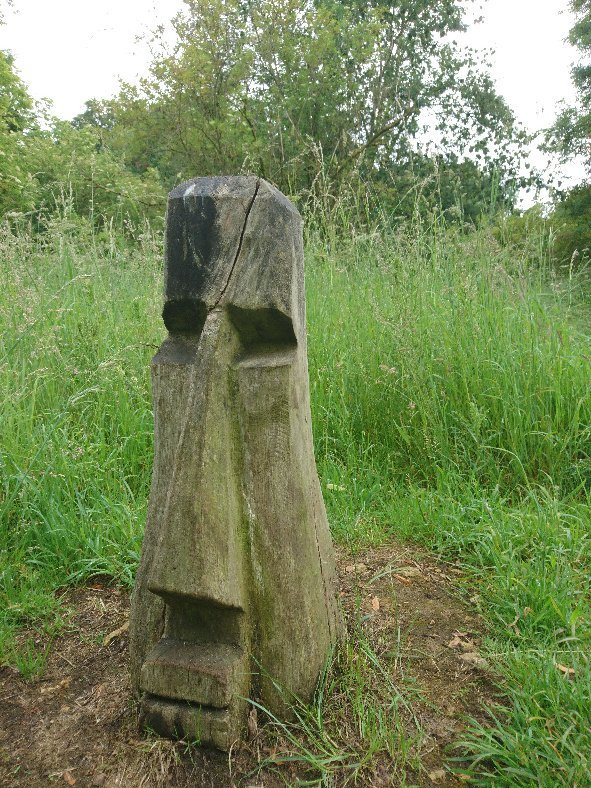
[1,211,591,783]
[248,622,423,784]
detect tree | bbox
[0,49,36,215]
[76,0,526,219]
[22,121,165,228]
[545,1,591,264]
[547,1,591,169]
[0,54,165,228]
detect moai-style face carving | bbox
[130,177,342,749]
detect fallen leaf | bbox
[555,662,575,677]
[40,677,71,696]
[103,620,129,646]
[345,563,367,574]
[371,596,380,612]
[247,706,258,739]
[428,768,446,782]
[396,566,422,578]
[447,631,474,651]
[458,652,488,669]
[63,771,76,786]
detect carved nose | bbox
[139,308,251,741]
[146,308,247,611]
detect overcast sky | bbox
[0,0,585,193]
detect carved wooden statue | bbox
[130,176,342,749]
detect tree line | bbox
[0,0,590,259]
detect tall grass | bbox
[308,223,591,500]
[0,221,161,649]
[1,213,591,783]
[306,220,591,784]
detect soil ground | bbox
[0,541,497,787]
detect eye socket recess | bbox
[228,305,297,351]
[161,300,297,352]
[163,299,207,335]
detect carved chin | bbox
[139,694,238,749]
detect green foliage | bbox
[308,223,591,783]
[543,2,591,270]
[397,486,591,785]
[22,121,166,228]
[0,0,530,229]
[0,50,35,216]
[496,186,591,273]
[504,185,591,270]
[308,222,591,501]
[547,1,591,171]
[75,0,526,221]
[550,183,591,266]
[492,205,553,266]
[380,152,513,225]
[252,624,422,783]
[0,221,161,648]
[0,49,165,229]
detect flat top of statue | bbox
[169,176,300,217]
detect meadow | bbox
[1,211,591,784]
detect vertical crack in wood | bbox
[212,178,261,309]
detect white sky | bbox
[0,0,586,195]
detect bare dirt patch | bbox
[0,542,496,786]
